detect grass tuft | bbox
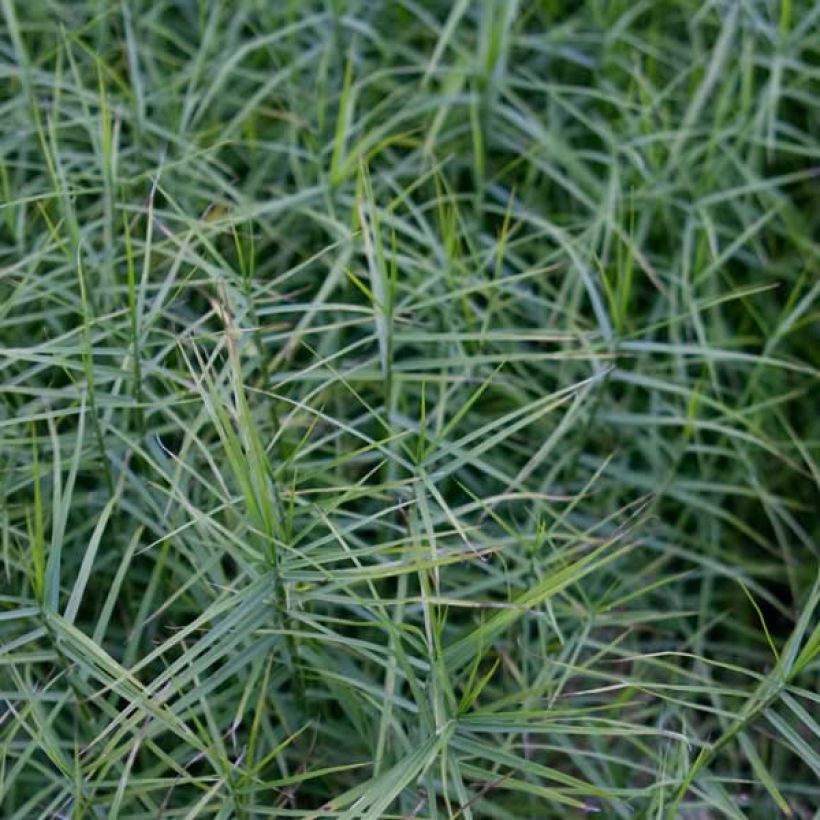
[1,1,818,817]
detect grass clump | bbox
[1,1,818,817]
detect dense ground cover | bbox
[1,1,818,816]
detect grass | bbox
[0,1,818,817]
